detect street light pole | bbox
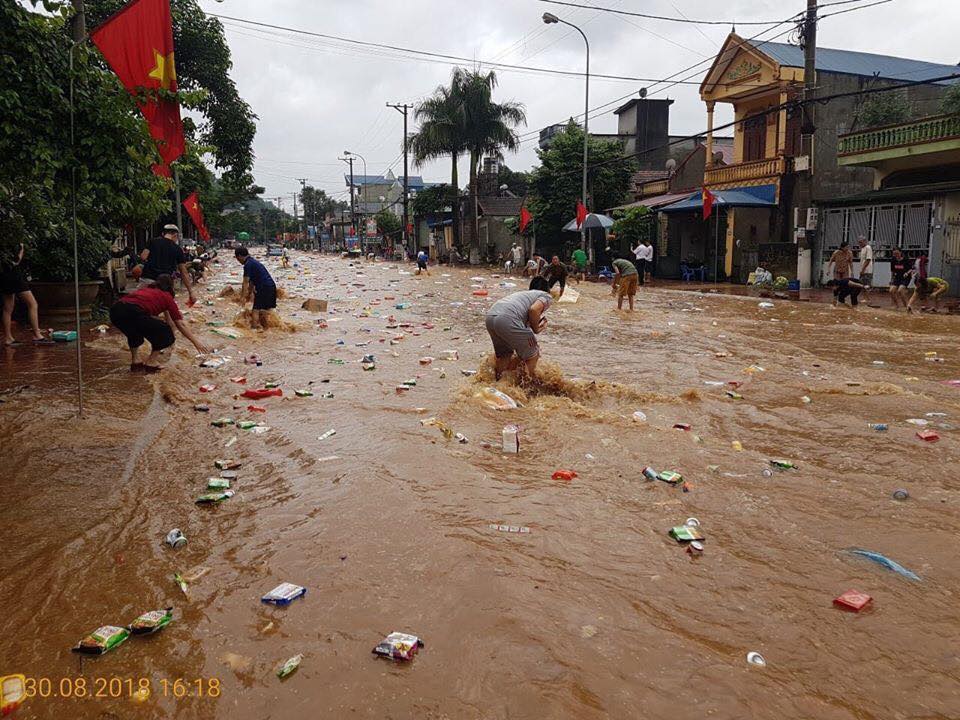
[543,12,590,262]
[339,156,356,240]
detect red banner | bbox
[519,206,532,233]
[91,0,185,176]
[575,201,588,229]
[182,191,210,241]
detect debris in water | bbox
[746,652,766,667]
[372,632,423,661]
[261,582,307,605]
[72,626,130,655]
[277,654,303,679]
[833,590,872,612]
[477,386,519,409]
[845,548,921,581]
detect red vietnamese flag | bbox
[575,200,588,229]
[702,186,715,220]
[519,206,532,233]
[91,0,185,176]
[183,191,210,241]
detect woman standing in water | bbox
[109,274,209,372]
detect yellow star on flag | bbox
[148,49,176,90]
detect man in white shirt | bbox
[858,235,874,288]
[631,240,654,285]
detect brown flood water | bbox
[1,252,959,719]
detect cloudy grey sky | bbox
[199,0,960,207]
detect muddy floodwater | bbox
[1,252,959,720]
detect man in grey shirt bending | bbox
[484,283,553,380]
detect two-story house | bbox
[659,33,957,283]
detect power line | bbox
[514,19,800,144]
[213,13,715,85]
[537,0,893,25]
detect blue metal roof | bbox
[755,40,959,84]
[345,174,426,188]
[660,185,777,213]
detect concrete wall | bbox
[812,74,951,201]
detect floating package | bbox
[372,632,423,661]
[72,626,130,655]
[129,608,174,635]
[262,583,307,606]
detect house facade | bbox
[686,33,957,283]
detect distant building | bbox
[344,169,430,217]
[538,98,732,176]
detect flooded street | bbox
[2,251,959,719]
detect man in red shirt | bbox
[109,274,209,372]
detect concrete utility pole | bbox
[71,0,86,43]
[339,156,356,239]
[297,178,308,246]
[387,102,413,254]
[274,196,283,241]
[796,0,818,286]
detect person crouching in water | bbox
[830,277,865,308]
[485,276,553,381]
[235,246,278,329]
[109,274,209,372]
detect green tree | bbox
[939,84,960,115]
[0,3,168,279]
[857,90,911,129]
[498,165,531,197]
[412,184,454,217]
[85,0,258,193]
[529,121,635,248]
[410,80,466,249]
[300,186,347,224]
[611,206,655,246]
[374,209,402,240]
[457,69,526,250]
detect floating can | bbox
[642,466,659,481]
[165,529,187,549]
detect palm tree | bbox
[409,69,526,256]
[456,69,526,252]
[409,83,466,250]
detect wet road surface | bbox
[1,252,959,719]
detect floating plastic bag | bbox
[477,387,519,410]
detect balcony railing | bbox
[704,156,787,186]
[636,179,669,197]
[838,113,960,157]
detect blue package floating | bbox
[261,582,307,605]
[845,548,921,581]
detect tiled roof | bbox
[478,197,524,216]
[755,41,960,84]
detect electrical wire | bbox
[213,13,720,85]
[538,0,894,25]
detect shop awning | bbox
[608,192,691,212]
[659,184,777,213]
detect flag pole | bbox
[174,164,183,232]
[713,209,720,284]
[69,40,84,418]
